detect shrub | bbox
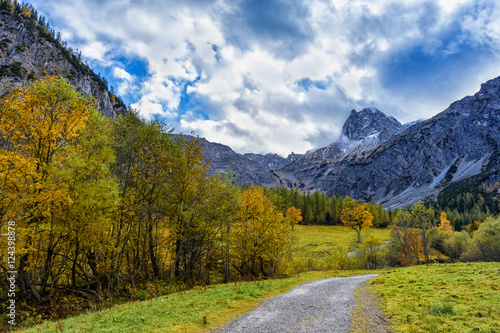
[429,226,446,254]
[463,217,500,261]
[444,231,471,260]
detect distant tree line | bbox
[265,187,393,227]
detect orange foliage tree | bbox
[438,211,454,241]
[341,197,374,243]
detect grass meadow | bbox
[369,262,500,332]
[289,225,391,272]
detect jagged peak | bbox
[341,107,402,141]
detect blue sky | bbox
[24,0,500,155]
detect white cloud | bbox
[24,0,500,155]
[112,67,134,96]
[79,41,108,61]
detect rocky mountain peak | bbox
[341,107,402,141]
[474,75,500,101]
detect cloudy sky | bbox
[24,0,500,156]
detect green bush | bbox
[444,231,471,260]
[463,217,500,261]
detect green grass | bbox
[291,225,390,254]
[20,270,377,333]
[289,225,391,272]
[369,262,500,332]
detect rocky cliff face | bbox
[243,152,302,171]
[204,76,500,208]
[340,107,403,142]
[272,107,405,190]
[197,138,279,186]
[0,6,126,118]
[312,76,500,207]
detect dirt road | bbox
[216,274,378,333]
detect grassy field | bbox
[369,262,500,332]
[289,225,391,272]
[19,269,377,333]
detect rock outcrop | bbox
[0,6,126,118]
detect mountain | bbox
[323,76,500,207]
[276,77,500,207]
[203,76,500,208]
[0,3,126,118]
[196,137,280,186]
[243,152,303,171]
[339,107,403,142]
[272,107,405,190]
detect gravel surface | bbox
[216,274,378,333]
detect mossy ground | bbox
[369,262,500,332]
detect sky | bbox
[23,0,500,156]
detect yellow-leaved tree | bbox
[286,206,303,231]
[231,186,290,279]
[341,197,374,243]
[0,76,117,301]
[438,211,454,241]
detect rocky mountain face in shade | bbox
[340,107,403,142]
[243,152,303,171]
[0,8,126,118]
[197,138,280,186]
[202,76,500,208]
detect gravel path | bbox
[216,274,378,333]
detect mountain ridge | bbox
[200,76,500,208]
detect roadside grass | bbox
[369,262,500,333]
[20,269,380,333]
[289,225,391,272]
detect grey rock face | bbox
[243,152,303,171]
[0,10,126,118]
[197,138,279,186]
[341,107,403,141]
[205,76,500,208]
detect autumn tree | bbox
[0,76,102,300]
[411,202,436,263]
[341,197,374,243]
[164,137,240,285]
[466,220,482,236]
[231,186,290,279]
[286,206,302,231]
[391,209,428,266]
[438,211,454,241]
